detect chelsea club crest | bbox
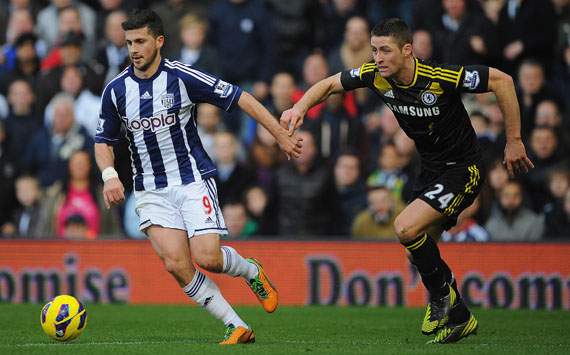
[420,91,437,106]
[161,93,174,109]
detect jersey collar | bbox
[128,57,165,83]
[391,57,418,89]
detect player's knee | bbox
[195,253,223,273]
[393,215,419,242]
[163,256,190,277]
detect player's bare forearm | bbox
[280,73,345,135]
[293,73,345,114]
[487,67,534,176]
[94,143,116,172]
[487,67,521,143]
[237,92,303,158]
[95,143,125,208]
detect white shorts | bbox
[134,177,227,237]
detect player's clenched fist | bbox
[103,177,125,209]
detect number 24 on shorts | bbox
[424,184,455,209]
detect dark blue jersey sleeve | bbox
[173,63,243,112]
[95,84,122,145]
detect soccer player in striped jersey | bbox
[280,18,534,344]
[94,9,302,345]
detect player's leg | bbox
[394,199,457,335]
[424,218,478,344]
[190,233,278,313]
[147,226,254,344]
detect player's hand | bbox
[504,138,534,178]
[280,106,305,136]
[103,177,125,209]
[275,128,303,160]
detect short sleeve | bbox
[174,63,243,112]
[95,85,121,145]
[457,65,489,93]
[340,63,374,91]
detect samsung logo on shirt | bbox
[124,113,177,132]
[385,103,440,117]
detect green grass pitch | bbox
[1,305,569,354]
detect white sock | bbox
[221,246,259,280]
[183,271,247,328]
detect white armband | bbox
[102,167,119,182]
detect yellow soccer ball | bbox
[40,295,88,341]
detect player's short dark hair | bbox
[371,18,412,48]
[121,9,164,38]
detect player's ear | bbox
[402,43,413,57]
[155,35,165,49]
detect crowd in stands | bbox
[0,0,569,241]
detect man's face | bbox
[499,183,522,212]
[334,155,360,187]
[125,27,163,72]
[371,35,408,78]
[530,128,557,159]
[518,64,544,95]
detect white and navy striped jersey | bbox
[95,58,242,191]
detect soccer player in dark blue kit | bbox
[94,9,302,344]
[281,18,534,343]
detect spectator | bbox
[367,143,411,203]
[247,123,283,193]
[543,168,570,213]
[441,197,490,242]
[36,0,96,53]
[352,186,403,240]
[0,120,17,228]
[208,0,274,100]
[412,29,433,61]
[152,0,204,58]
[0,175,47,238]
[3,79,40,173]
[429,0,499,66]
[321,0,363,52]
[222,200,256,238]
[266,72,296,118]
[62,213,89,240]
[328,16,371,74]
[264,0,324,77]
[305,92,366,161]
[516,59,564,138]
[333,152,367,235]
[196,103,224,160]
[496,0,557,76]
[526,126,567,211]
[543,189,570,240]
[0,32,41,95]
[213,131,255,206]
[533,99,570,155]
[44,65,101,136]
[0,9,39,73]
[95,10,129,86]
[276,130,339,236]
[243,185,276,236]
[177,14,220,76]
[36,31,104,112]
[42,149,120,239]
[23,93,93,187]
[485,180,544,241]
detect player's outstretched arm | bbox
[280,73,345,136]
[237,91,303,159]
[487,67,534,177]
[95,143,125,209]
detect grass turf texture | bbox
[1,305,569,354]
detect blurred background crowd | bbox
[0,0,569,241]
